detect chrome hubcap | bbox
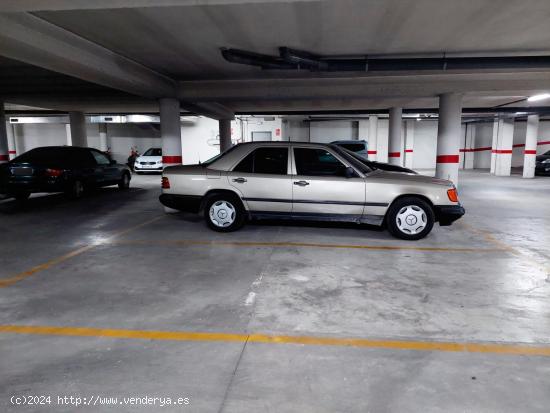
[396,205,427,235]
[209,200,236,227]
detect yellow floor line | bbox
[1,324,549,357]
[0,215,165,288]
[110,238,506,253]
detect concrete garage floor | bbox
[1,171,550,412]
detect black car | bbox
[535,150,550,176]
[334,145,417,174]
[0,146,132,200]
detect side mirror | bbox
[345,166,356,178]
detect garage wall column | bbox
[463,124,475,170]
[435,93,462,184]
[388,107,402,166]
[99,123,108,152]
[219,119,232,153]
[367,115,378,161]
[490,119,498,174]
[494,119,514,176]
[159,98,182,167]
[6,121,16,159]
[0,102,9,163]
[69,111,87,147]
[404,120,415,169]
[522,114,539,178]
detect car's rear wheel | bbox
[204,194,245,232]
[66,180,84,199]
[387,197,434,240]
[118,173,131,190]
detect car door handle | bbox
[232,177,247,183]
[293,180,310,186]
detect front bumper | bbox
[434,204,465,226]
[159,194,202,213]
[535,165,550,175]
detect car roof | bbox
[208,141,336,171]
[331,140,367,144]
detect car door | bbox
[291,146,366,218]
[90,149,119,185]
[227,146,292,214]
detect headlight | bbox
[542,159,550,164]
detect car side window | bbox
[91,150,111,166]
[294,148,348,177]
[233,147,288,175]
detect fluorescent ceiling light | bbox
[515,112,527,115]
[527,93,550,102]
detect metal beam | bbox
[0,12,176,99]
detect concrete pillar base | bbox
[160,98,182,167]
[388,107,402,166]
[523,115,539,179]
[435,93,463,185]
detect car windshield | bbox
[545,150,550,156]
[329,145,372,174]
[143,148,162,156]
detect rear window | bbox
[233,147,288,175]
[335,143,365,152]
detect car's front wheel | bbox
[386,197,434,240]
[204,194,245,232]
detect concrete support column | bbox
[219,119,232,153]
[0,102,9,163]
[404,120,415,169]
[65,124,72,146]
[490,119,499,174]
[388,107,402,166]
[463,124,475,170]
[435,93,463,184]
[99,123,108,152]
[6,121,16,159]
[69,111,87,147]
[494,119,514,176]
[523,115,539,178]
[159,98,182,167]
[367,115,378,161]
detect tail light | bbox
[46,168,63,177]
[447,188,459,202]
[161,177,170,189]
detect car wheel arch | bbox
[200,189,246,213]
[384,194,435,225]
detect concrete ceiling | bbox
[1,0,550,115]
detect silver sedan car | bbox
[159,142,464,240]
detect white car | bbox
[134,148,163,173]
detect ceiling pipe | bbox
[222,47,550,72]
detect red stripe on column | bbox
[524,150,537,155]
[0,154,8,161]
[492,149,512,154]
[436,155,459,163]
[8,150,16,154]
[538,140,550,145]
[405,149,413,153]
[162,155,182,164]
[513,143,525,148]
[367,150,377,155]
[388,152,401,158]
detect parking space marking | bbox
[1,324,550,357]
[110,239,507,253]
[0,215,165,288]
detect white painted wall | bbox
[11,117,550,170]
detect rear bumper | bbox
[159,194,202,213]
[0,180,66,195]
[535,166,550,175]
[434,204,465,226]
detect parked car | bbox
[134,147,163,173]
[0,146,132,200]
[343,149,417,174]
[535,150,550,176]
[331,140,368,159]
[159,142,464,240]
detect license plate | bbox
[12,167,33,176]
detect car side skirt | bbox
[249,211,385,226]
